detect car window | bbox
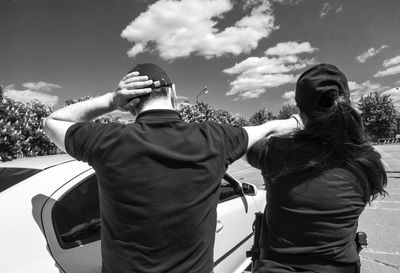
[219,175,240,203]
[0,168,42,193]
[52,174,100,249]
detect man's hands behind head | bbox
[113,71,153,112]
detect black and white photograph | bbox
[1,0,399,272]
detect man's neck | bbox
[137,98,174,114]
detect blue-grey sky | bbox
[1,0,400,118]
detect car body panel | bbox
[214,196,256,273]
[42,168,102,273]
[0,156,266,273]
[0,154,74,170]
[0,159,91,273]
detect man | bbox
[44,63,299,273]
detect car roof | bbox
[0,154,76,170]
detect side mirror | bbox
[242,182,257,196]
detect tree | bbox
[248,108,275,126]
[358,92,397,140]
[277,102,299,119]
[0,85,4,100]
[178,101,249,126]
[0,96,58,161]
[64,96,91,106]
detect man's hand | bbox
[267,114,303,139]
[113,71,153,112]
[44,71,154,152]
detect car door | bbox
[213,173,259,273]
[42,169,102,273]
[43,172,259,273]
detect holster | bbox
[355,231,367,254]
[246,212,263,270]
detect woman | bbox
[247,63,387,273]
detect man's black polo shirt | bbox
[65,109,248,273]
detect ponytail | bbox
[272,90,387,203]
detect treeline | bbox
[1,87,399,161]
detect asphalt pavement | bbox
[359,145,400,273]
[228,144,400,273]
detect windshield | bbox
[0,168,42,193]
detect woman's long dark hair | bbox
[274,90,387,203]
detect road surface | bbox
[359,145,400,273]
[228,144,400,273]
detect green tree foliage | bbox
[0,95,58,161]
[0,85,4,100]
[358,92,397,140]
[277,103,299,119]
[64,96,92,106]
[178,101,249,126]
[248,108,275,125]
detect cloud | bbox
[356,45,388,63]
[383,55,400,68]
[374,64,400,77]
[373,54,400,78]
[265,41,317,56]
[22,81,61,92]
[121,0,276,60]
[4,84,59,105]
[348,80,387,104]
[224,41,317,100]
[282,90,295,101]
[320,2,343,18]
[281,90,296,106]
[270,0,302,4]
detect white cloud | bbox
[282,90,295,101]
[233,88,266,101]
[270,0,302,4]
[320,2,343,18]
[356,45,388,63]
[4,84,59,105]
[226,73,297,96]
[224,55,312,75]
[21,81,61,92]
[265,41,317,56]
[335,5,343,13]
[348,80,387,104]
[224,41,317,100]
[121,0,276,60]
[281,90,296,106]
[374,64,400,77]
[383,55,400,68]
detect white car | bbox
[0,155,266,273]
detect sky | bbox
[1,0,400,118]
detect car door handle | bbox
[216,220,224,233]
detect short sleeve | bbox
[247,138,269,171]
[205,122,248,165]
[65,122,115,166]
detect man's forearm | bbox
[48,93,115,122]
[244,117,300,150]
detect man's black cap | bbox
[128,63,172,89]
[295,63,351,111]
